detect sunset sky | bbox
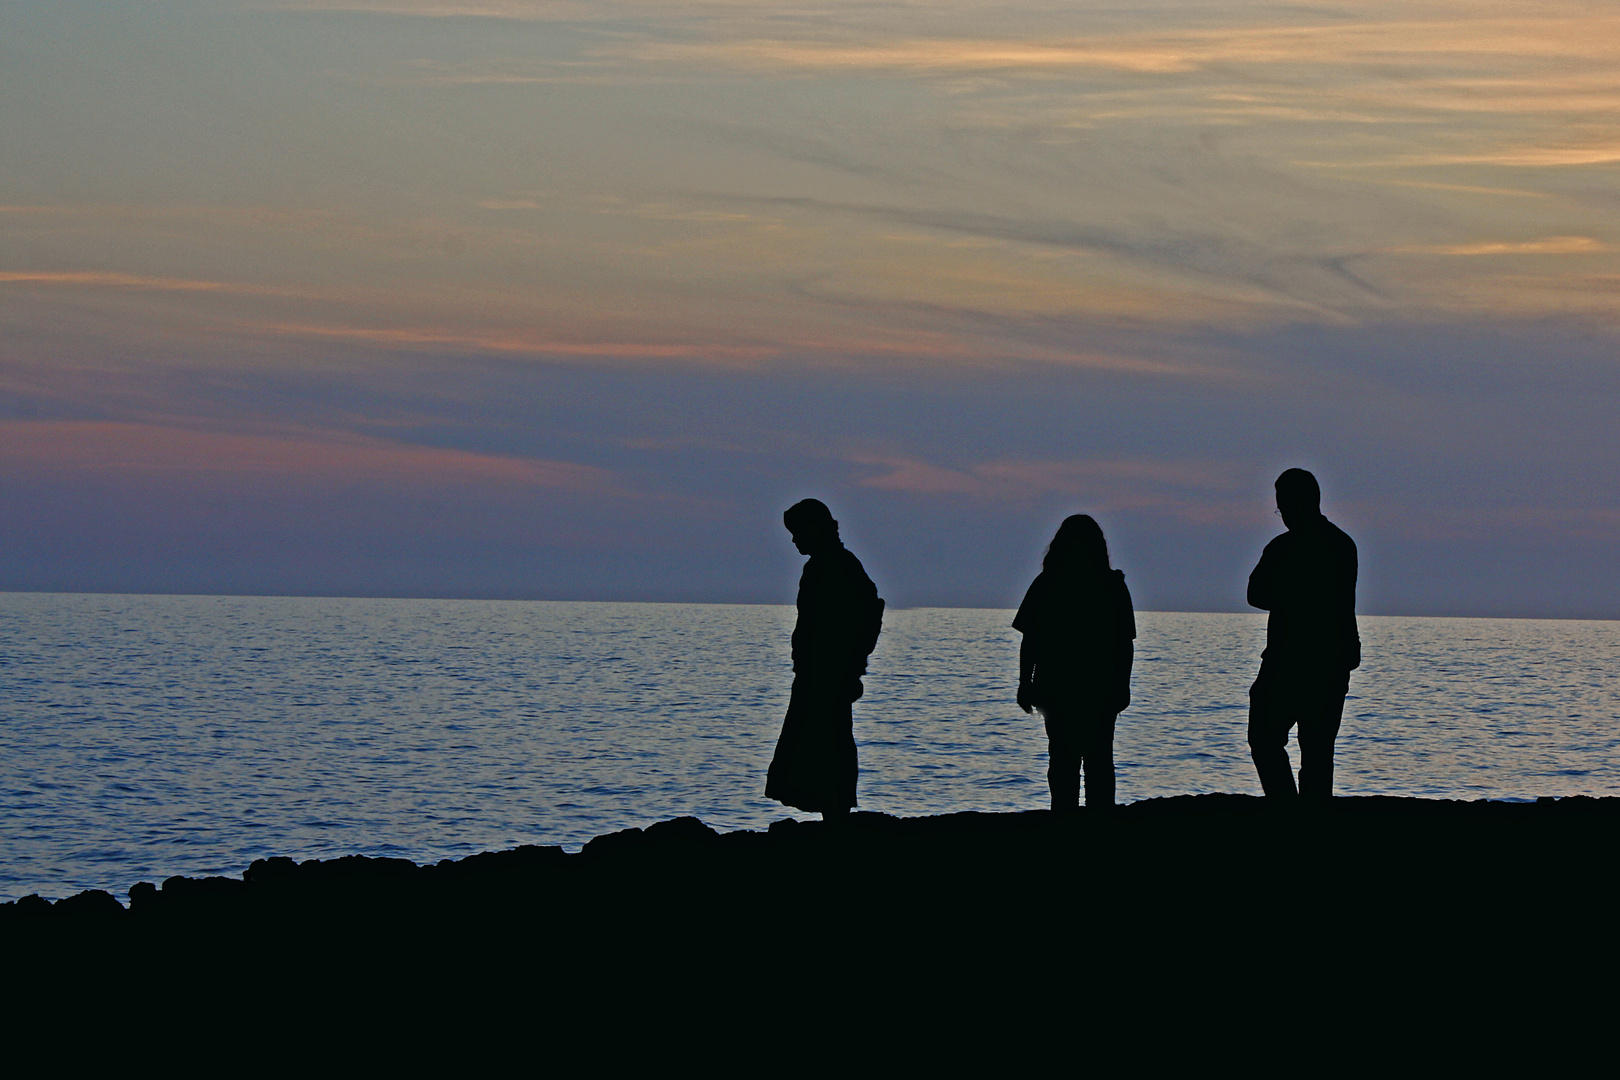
[3,0,1618,615]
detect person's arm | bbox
[1110,637,1133,714]
[1012,575,1042,713]
[1112,573,1135,712]
[1343,534,1361,670]
[1017,635,1037,714]
[1247,539,1278,611]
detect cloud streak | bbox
[1396,237,1610,256]
[0,420,620,490]
[0,271,326,298]
[851,453,1244,508]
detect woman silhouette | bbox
[1013,515,1136,811]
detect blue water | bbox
[1,594,1617,901]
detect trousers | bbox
[1043,707,1118,811]
[1247,663,1350,799]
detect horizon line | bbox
[1,587,1614,623]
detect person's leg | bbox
[1296,679,1347,800]
[1248,670,1298,798]
[829,694,858,815]
[1044,711,1081,812]
[1079,711,1118,810]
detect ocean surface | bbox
[1,593,1617,901]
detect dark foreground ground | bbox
[5,794,1617,1056]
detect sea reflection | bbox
[0,594,1616,900]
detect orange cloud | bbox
[1395,237,1611,256]
[277,0,597,17]
[250,320,778,362]
[850,454,1246,518]
[0,421,618,490]
[0,271,324,299]
[1400,143,1620,168]
[642,39,1201,74]
[624,9,1620,77]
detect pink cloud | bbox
[0,421,619,491]
[849,454,1259,524]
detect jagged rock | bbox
[128,882,158,911]
[54,889,126,916]
[432,844,566,880]
[244,856,299,884]
[8,894,54,917]
[278,854,421,885]
[151,875,250,915]
[581,825,647,860]
[644,816,719,848]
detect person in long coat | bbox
[1014,514,1136,811]
[766,499,884,820]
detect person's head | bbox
[784,498,840,555]
[1274,468,1322,529]
[1043,514,1111,575]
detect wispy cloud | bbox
[275,0,602,18]
[729,194,1387,315]
[621,10,1620,77]
[249,320,778,362]
[0,420,620,490]
[635,39,1203,75]
[11,0,1620,363]
[1395,237,1610,256]
[850,453,1248,518]
[0,271,325,298]
[1347,179,1550,199]
[1404,142,1620,168]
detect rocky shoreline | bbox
[6,792,1616,1038]
[6,792,1617,920]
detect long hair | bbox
[1043,514,1111,576]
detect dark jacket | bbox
[791,545,884,688]
[1014,567,1135,714]
[1247,515,1360,673]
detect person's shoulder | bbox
[834,545,877,585]
[1012,571,1048,629]
[1016,570,1049,602]
[1322,517,1357,551]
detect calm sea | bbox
[1,593,1616,901]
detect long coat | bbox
[765,545,883,813]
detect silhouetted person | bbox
[766,499,884,821]
[1014,515,1135,812]
[1246,468,1360,799]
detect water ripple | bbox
[0,596,1616,900]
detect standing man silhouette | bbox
[1246,468,1360,799]
[766,499,884,821]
